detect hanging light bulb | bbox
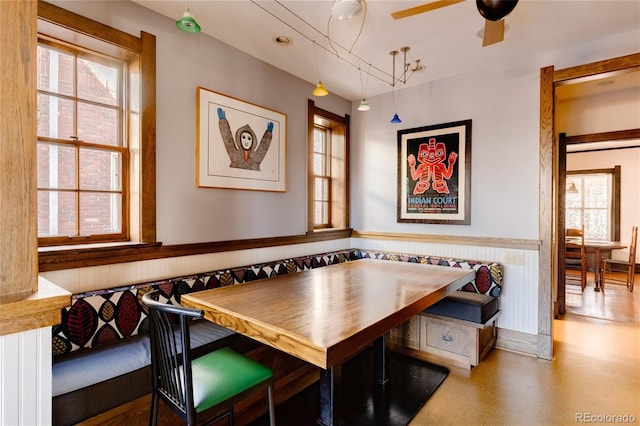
[312,81,329,97]
[357,99,370,111]
[390,113,402,123]
[176,0,201,33]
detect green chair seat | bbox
[190,347,274,413]
[142,291,275,425]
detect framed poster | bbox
[397,119,471,224]
[197,87,287,191]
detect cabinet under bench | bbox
[391,306,500,369]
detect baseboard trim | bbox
[495,327,538,357]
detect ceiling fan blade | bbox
[391,0,465,20]
[482,19,505,46]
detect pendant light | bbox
[389,50,402,123]
[176,0,201,33]
[312,38,329,97]
[567,181,579,194]
[357,65,371,111]
[357,99,370,111]
[313,82,329,97]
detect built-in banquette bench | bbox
[51,249,503,425]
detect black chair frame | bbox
[142,291,275,426]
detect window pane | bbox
[584,209,609,240]
[77,102,119,146]
[314,154,325,175]
[78,57,119,106]
[315,177,328,201]
[80,192,121,235]
[37,94,75,139]
[79,148,121,191]
[315,201,328,225]
[566,208,582,229]
[37,143,77,190]
[584,176,609,208]
[314,129,325,153]
[566,178,581,208]
[37,45,74,96]
[38,190,77,237]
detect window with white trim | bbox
[566,167,620,241]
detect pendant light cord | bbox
[253,0,395,86]
[327,0,367,57]
[359,63,370,99]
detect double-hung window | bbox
[36,1,156,256]
[37,40,127,244]
[307,100,349,232]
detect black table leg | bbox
[373,332,390,385]
[318,363,342,426]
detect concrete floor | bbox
[412,314,640,425]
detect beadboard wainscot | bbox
[0,277,71,425]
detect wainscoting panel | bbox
[0,327,51,425]
[40,239,352,295]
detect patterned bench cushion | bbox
[52,249,358,357]
[354,250,504,297]
[52,248,503,358]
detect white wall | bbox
[557,81,640,135]
[350,29,640,240]
[350,64,540,239]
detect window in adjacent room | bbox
[566,166,621,241]
[307,100,349,231]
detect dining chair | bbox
[142,291,275,426]
[565,226,587,291]
[600,226,637,292]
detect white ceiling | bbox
[132,0,640,101]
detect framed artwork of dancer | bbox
[197,87,287,191]
[397,119,471,225]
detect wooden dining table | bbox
[181,258,475,426]
[585,240,626,291]
[566,237,626,291]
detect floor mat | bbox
[250,347,449,426]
